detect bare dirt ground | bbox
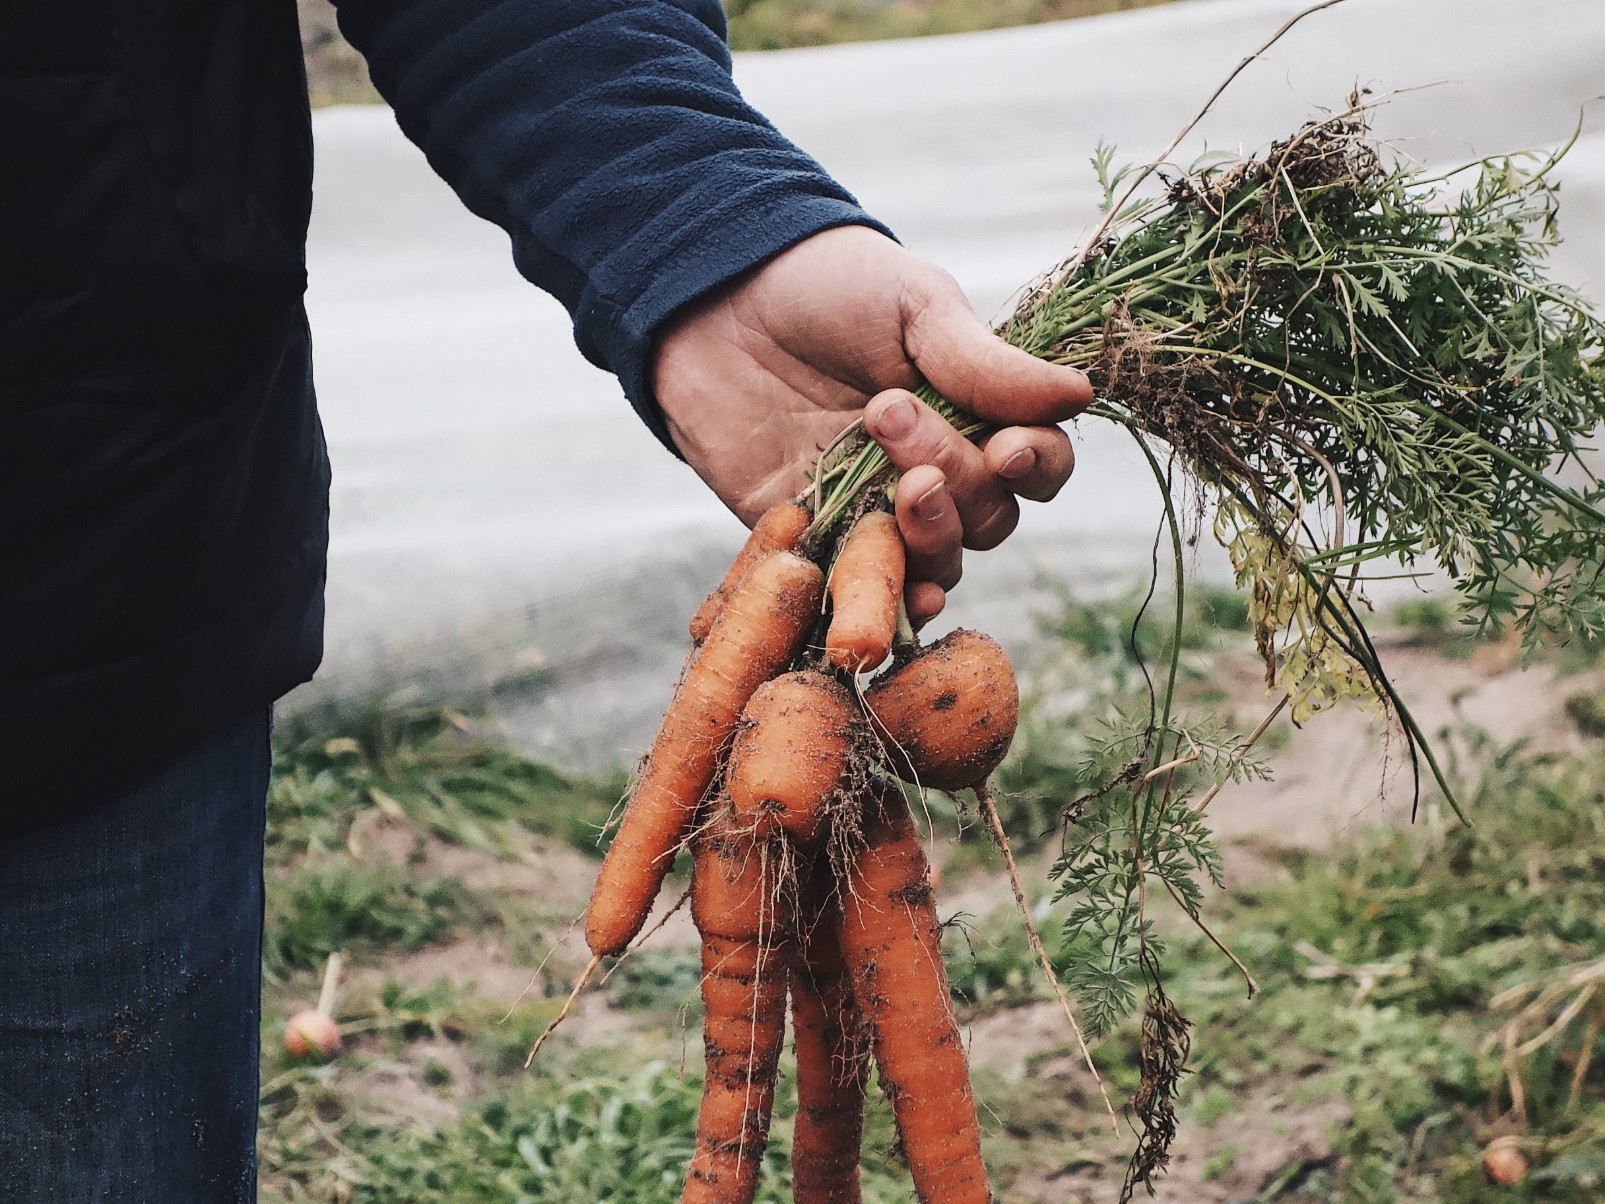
[1206,635,1581,857]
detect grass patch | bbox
[725,0,1181,52]
[269,705,624,865]
[1143,724,1605,1199]
[261,1050,916,1203]
[606,946,706,1015]
[264,860,486,974]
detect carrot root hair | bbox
[523,951,602,1068]
[974,782,1118,1136]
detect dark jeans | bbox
[0,710,271,1202]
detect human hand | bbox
[649,225,1092,624]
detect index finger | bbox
[980,425,1076,504]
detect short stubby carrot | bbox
[585,551,823,960]
[864,628,1019,793]
[726,671,859,845]
[826,511,905,672]
[790,853,869,1204]
[839,786,992,1204]
[684,808,793,1204]
[690,501,812,644]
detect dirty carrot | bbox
[864,628,1019,793]
[839,785,992,1204]
[826,510,905,672]
[526,551,822,1069]
[690,501,812,643]
[584,550,823,963]
[790,852,869,1204]
[683,808,793,1204]
[727,670,859,844]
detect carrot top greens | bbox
[809,101,1603,1196]
[816,101,1603,807]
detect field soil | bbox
[261,625,1602,1202]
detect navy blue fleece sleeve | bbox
[330,0,892,451]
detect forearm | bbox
[330,0,890,449]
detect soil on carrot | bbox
[258,598,1605,1203]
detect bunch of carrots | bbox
[527,8,1605,1193]
[532,498,1018,1203]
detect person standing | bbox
[0,1,1088,1197]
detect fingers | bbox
[904,580,947,629]
[979,424,1076,504]
[869,387,1077,625]
[867,390,1020,553]
[899,265,1093,425]
[893,464,964,593]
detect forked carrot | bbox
[690,501,811,643]
[790,853,869,1204]
[838,785,992,1204]
[683,808,792,1204]
[826,511,905,672]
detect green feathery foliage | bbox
[1013,109,1605,719]
[815,100,1603,805]
[811,106,1603,1185]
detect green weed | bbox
[1150,722,1605,1199]
[261,1052,915,1203]
[607,947,705,1015]
[264,859,485,974]
[268,705,623,865]
[993,583,1255,847]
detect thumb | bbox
[901,266,1092,424]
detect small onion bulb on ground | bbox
[283,1009,342,1060]
[1480,1137,1529,1186]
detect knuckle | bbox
[963,501,1019,551]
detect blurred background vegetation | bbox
[296,0,1181,104]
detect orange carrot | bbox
[585,551,823,961]
[839,786,992,1204]
[826,511,905,672]
[690,501,812,643]
[864,629,1019,792]
[683,808,792,1204]
[790,853,869,1204]
[727,671,858,845]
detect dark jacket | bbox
[0,0,883,814]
